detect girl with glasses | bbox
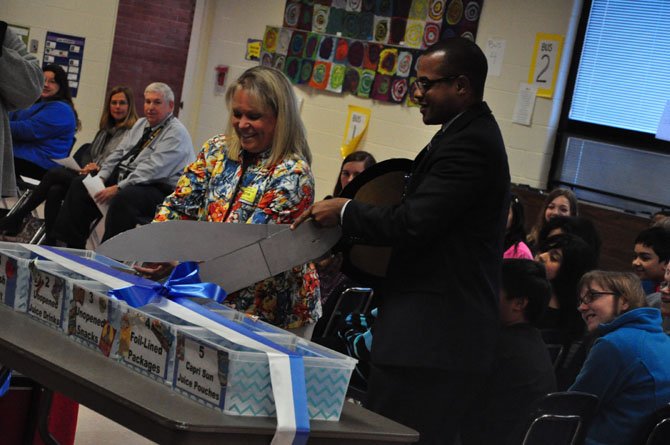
[570,270,670,445]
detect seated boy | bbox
[461,259,557,445]
[647,262,670,333]
[632,226,670,295]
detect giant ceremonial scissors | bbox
[97,220,341,293]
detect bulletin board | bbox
[260,0,484,106]
[43,31,85,97]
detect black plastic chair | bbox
[647,418,670,445]
[545,343,565,369]
[518,391,599,445]
[638,403,670,445]
[72,142,91,167]
[319,287,374,339]
[2,139,82,244]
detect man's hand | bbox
[94,185,119,204]
[291,198,349,230]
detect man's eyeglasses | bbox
[413,75,460,94]
[577,290,618,307]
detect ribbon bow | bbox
[110,262,227,308]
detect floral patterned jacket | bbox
[154,134,321,329]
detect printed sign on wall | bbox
[43,31,86,97]
[341,105,371,158]
[528,33,564,99]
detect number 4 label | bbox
[528,33,564,99]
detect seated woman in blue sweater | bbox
[570,270,670,445]
[0,86,137,238]
[10,63,80,180]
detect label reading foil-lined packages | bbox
[119,309,173,380]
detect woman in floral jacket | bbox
[151,66,320,337]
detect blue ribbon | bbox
[109,261,227,308]
[33,247,224,308]
[0,368,11,397]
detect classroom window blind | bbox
[558,136,669,211]
[569,0,670,134]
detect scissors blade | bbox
[96,221,282,262]
[200,221,342,293]
[199,243,272,293]
[260,221,342,276]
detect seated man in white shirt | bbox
[52,82,195,248]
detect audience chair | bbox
[518,391,599,445]
[320,287,374,339]
[5,175,40,217]
[1,175,47,244]
[545,344,565,369]
[638,403,670,445]
[1,141,86,244]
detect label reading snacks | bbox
[68,284,115,356]
[28,269,66,328]
[119,309,173,379]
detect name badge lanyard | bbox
[114,118,172,183]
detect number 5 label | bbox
[528,33,564,98]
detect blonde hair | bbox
[224,66,311,165]
[98,86,138,131]
[579,270,647,311]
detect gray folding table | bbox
[0,305,418,444]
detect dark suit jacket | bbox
[342,102,510,372]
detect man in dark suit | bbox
[293,38,510,444]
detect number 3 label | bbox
[528,33,564,98]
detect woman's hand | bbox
[79,162,100,175]
[133,261,177,281]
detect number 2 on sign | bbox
[536,54,550,83]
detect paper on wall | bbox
[512,83,538,126]
[485,38,506,77]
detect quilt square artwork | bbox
[266,0,482,106]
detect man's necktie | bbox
[107,126,153,185]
